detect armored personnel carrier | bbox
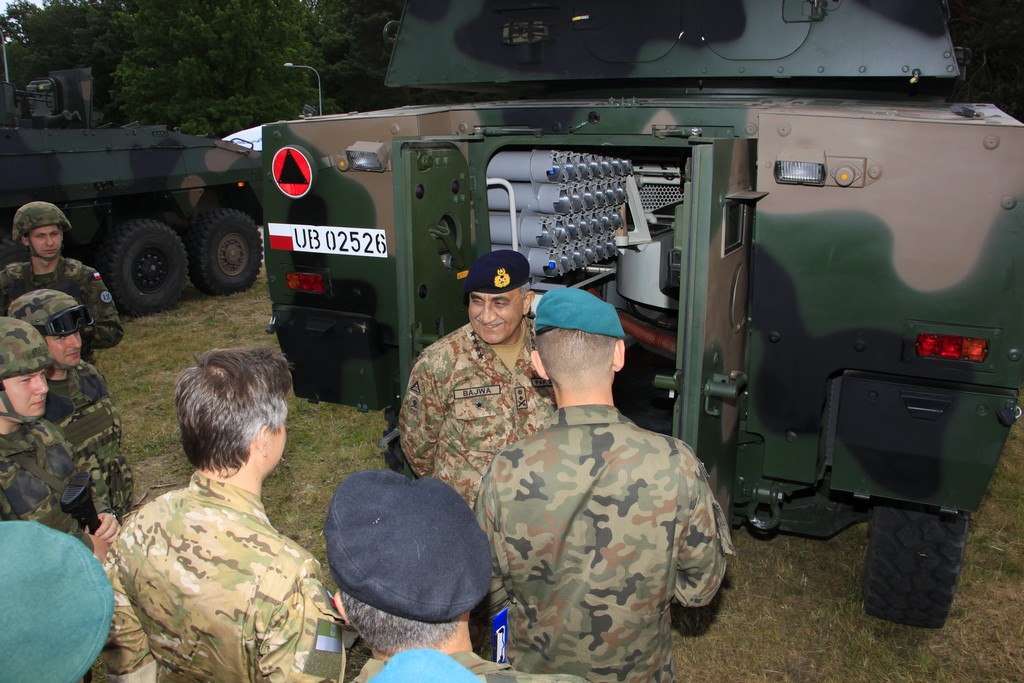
[262,0,1024,628]
[0,67,264,315]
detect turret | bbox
[6,67,94,129]
[387,0,960,99]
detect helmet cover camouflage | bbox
[8,289,81,329]
[0,317,53,380]
[12,201,72,241]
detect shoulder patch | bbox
[531,377,553,388]
[313,618,344,654]
[409,379,420,395]
[100,291,112,304]
[92,271,102,280]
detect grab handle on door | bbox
[703,371,747,417]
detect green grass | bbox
[94,270,1024,682]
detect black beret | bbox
[462,249,530,294]
[323,470,491,623]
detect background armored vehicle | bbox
[262,0,1024,628]
[0,67,264,316]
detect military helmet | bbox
[12,201,73,241]
[0,317,53,381]
[8,289,91,338]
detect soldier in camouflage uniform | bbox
[9,289,132,519]
[474,288,735,683]
[0,317,119,559]
[0,201,123,362]
[324,470,587,683]
[102,347,345,683]
[399,250,555,506]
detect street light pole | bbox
[283,62,322,116]
[1,28,10,84]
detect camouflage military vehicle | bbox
[262,0,1024,628]
[0,67,264,316]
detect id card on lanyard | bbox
[491,606,508,663]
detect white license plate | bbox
[267,223,388,258]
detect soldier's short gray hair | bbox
[338,589,460,657]
[536,327,617,389]
[175,347,291,473]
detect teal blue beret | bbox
[462,249,530,294]
[373,649,479,682]
[0,521,114,682]
[535,288,625,338]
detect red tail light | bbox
[286,272,326,294]
[915,333,988,362]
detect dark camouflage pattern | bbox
[0,257,124,357]
[8,288,127,512]
[399,321,555,506]
[0,68,264,315]
[46,363,129,516]
[12,201,72,240]
[387,0,960,94]
[263,0,1023,626]
[0,316,52,380]
[0,419,96,539]
[475,405,733,683]
[353,650,590,682]
[8,287,79,327]
[103,472,345,682]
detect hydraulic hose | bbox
[618,310,676,357]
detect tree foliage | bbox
[315,0,423,113]
[947,0,1024,120]
[113,0,315,135]
[2,0,129,121]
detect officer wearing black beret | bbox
[323,470,587,682]
[398,249,555,506]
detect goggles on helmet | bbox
[39,305,94,338]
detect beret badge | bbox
[494,268,511,289]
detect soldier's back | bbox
[107,473,321,681]
[477,404,726,683]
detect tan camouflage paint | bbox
[756,103,1024,295]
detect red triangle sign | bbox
[273,147,313,198]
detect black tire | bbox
[862,505,969,628]
[96,219,188,316]
[186,209,263,295]
[0,234,27,268]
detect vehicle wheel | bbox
[862,505,969,628]
[96,219,187,316]
[0,234,27,268]
[186,209,263,295]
